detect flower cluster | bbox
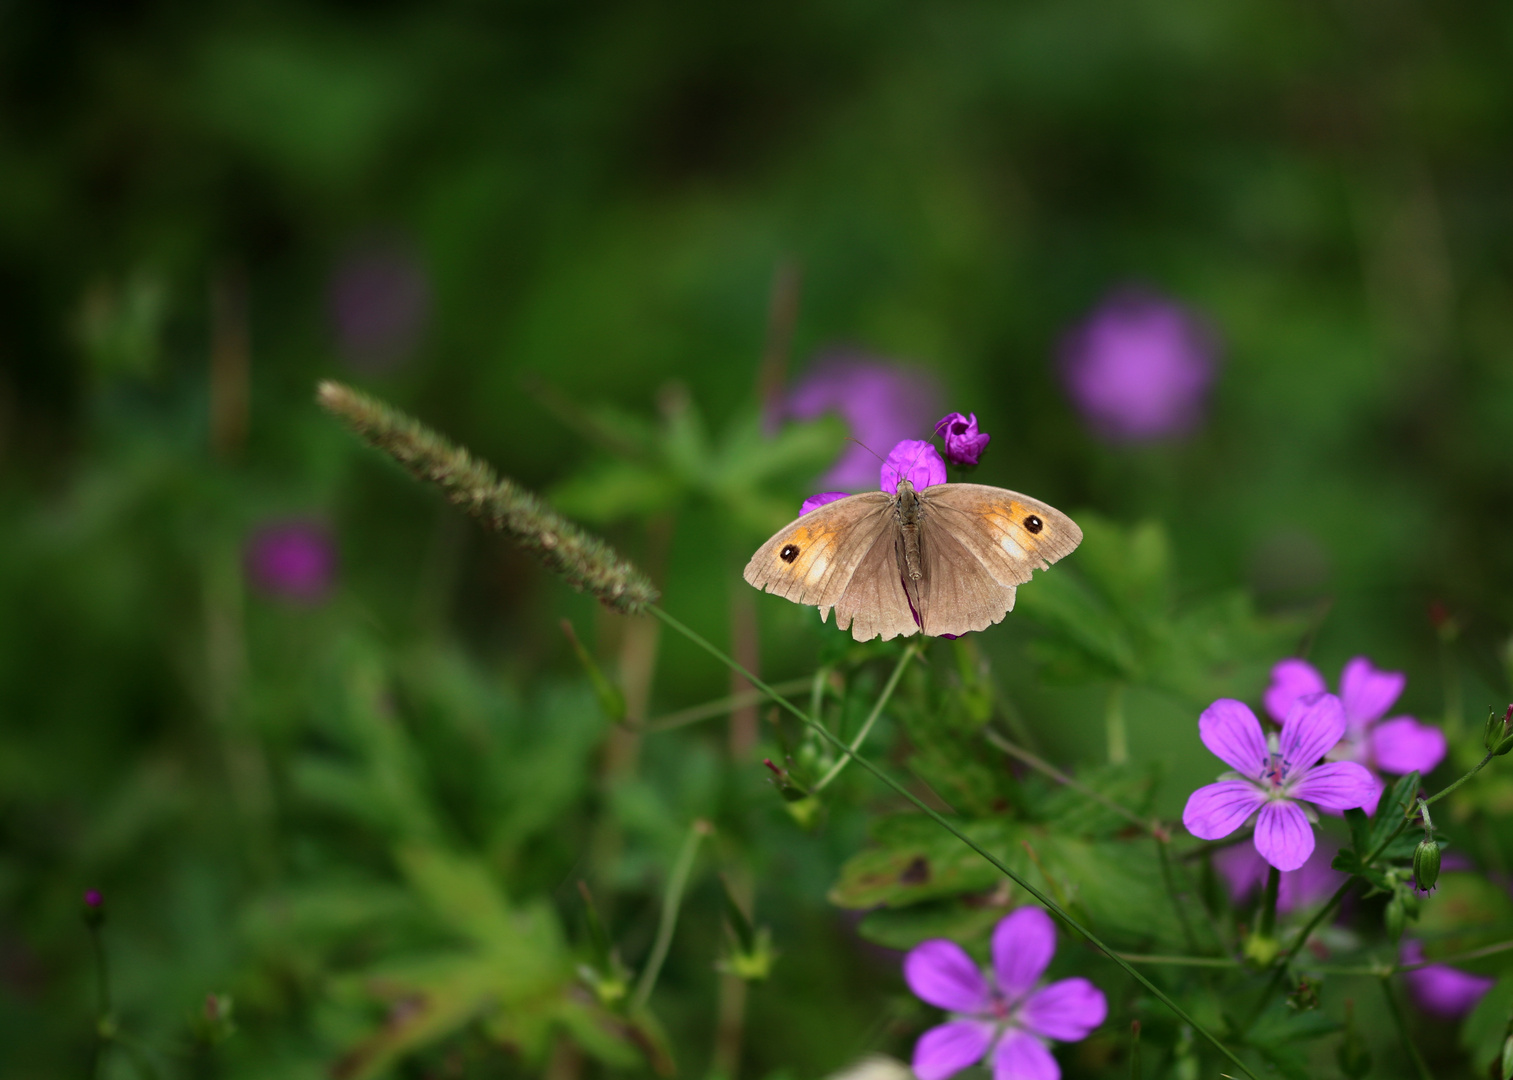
[797,410,991,518]
[904,908,1106,1080]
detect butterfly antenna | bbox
[845,436,887,466]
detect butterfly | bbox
[743,479,1081,641]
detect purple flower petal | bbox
[1288,761,1377,811]
[1021,977,1107,1042]
[244,520,338,603]
[1253,800,1314,871]
[1182,780,1266,841]
[904,940,991,1013]
[913,1021,995,1080]
[1339,657,1405,729]
[785,356,942,490]
[1400,941,1495,1018]
[1279,693,1346,772]
[935,412,992,467]
[881,440,948,494]
[1370,717,1447,776]
[1263,659,1327,724]
[1198,699,1270,776]
[800,491,850,516]
[992,907,1056,998]
[991,1031,1060,1080]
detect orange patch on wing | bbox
[778,525,838,574]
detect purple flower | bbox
[1182,695,1377,871]
[1265,657,1446,812]
[1400,940,1494,1018]
[1058,288,1217,441]
[881,440,947,495]
[800,491,850,516]
[327,239,431,374]
[245,521,337,603]
[934,412,991,467]
[1213,842,1345,914]
[783,355,942,491]
[904,908,1106,1080]
[83,890,103,908]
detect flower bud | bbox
[82,889,105,928]
[1488,707,1505,752]
[1385,896,1406,942]
[1413,840,1442,892]
[1500,1032,1512,1080]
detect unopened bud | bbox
[1385,896,1406,942]
[1500,1032,1513,1080]
[1413,840,1441,892]
[82,889,105,928]
[1487,707,1506,752]
[1498,704,1513,757]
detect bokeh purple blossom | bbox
[800,491,850,516]
[1400,940,1494,1018]
[245,521,338,603]
[904,908,1106,1080]
[327,240,431,374]
[1182,694,1376,870]
[782,355,941,491]
[1058,288,1217,441]
[1265,657,1446,814]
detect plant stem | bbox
[1423,749,1494,808]
[1312,937,1513,976]
[1257,866,1281,942]
[1113,954,1240,968]
[811,642,919,793]
[1106,682,1128,765]
[633,819,712,1010]
[1379,976,1434,1080]
[637,678,811,733]
[649,606,1264,1080]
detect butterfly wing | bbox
[744,493,919,641]
[914,484,1082,638]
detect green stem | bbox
[638,678,811,733]
[1423,749,1494,808]
[1156,838,1201,954]
[1106,682,1128,765]
[1314,937,1513,976]
[649,606,1264,1080]
[1379,976,1434,1080]
[812,642,919,793]
[633,819,711,1009]
[1257,866,1281,942]
[1113,954,1240,968]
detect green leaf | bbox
[1369,773,1421,850]
[1462,976,1513,1071]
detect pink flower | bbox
[800,492,850,515]
[1400,940,1494,1018]
[1182,695,1377,871]
[1058,288,1217,441]
[934,412,991,467]
[880,440,947,494]
[1265,657,1446,813]
[1213,842,1345,914]
[904,908,1107,1080]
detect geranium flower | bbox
[1214,842,1345,914]
[1400,940,1494,1018]
[1182,694,1376,871]
[904,908,1106,1080]
[782,354,941,490]
[881,440,947,494]
[800,492,849,515]
[934,412,991,467]
[327,239,431,374]
[1265,657,1446,812]
[1058,288,1217,441]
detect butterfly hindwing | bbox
[912,518,1019,638]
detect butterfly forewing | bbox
[920,484,1082,588]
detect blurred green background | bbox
[5,1,1513,1077]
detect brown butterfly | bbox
[744,480,1082,641]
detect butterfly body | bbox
[744,481,1081,641]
